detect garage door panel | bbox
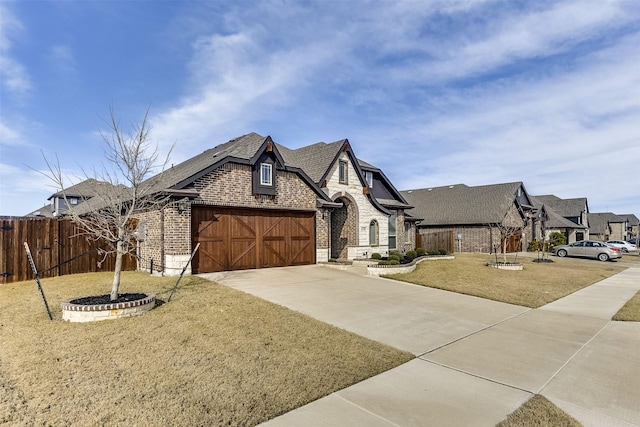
[229,240,257,270]
[192,206,315,274]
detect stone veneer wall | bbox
[325,152,392,259]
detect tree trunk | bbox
[110,239,124,301]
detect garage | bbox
[191,206,316,273]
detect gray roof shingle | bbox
[401,182,525,225]
[532,195,588,218]
[588,212,626,235]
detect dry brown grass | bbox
[620,252,640,265]
[613,290,640,321]
[0,272,413,426]
[496,394,582,427]
[385,253,625,308]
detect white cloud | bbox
[0,4,32,98]
[0,120,22,146]
[47,44,76,74]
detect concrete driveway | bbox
[201,265,640,426]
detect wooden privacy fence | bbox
[1,217,136,284]
[416,230,454,254]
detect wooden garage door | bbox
[191,206,315,273]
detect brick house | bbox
[401,182,535,253]
[618,214,639,241]
[136,133,414,274]
[530,195,589,243]
[587,212,627,241]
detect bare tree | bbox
[491,223,522,264]
[42,106,172,301]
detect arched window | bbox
[369,220,379,246]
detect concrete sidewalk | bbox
[202,265,640,426]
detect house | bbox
[529,196,589,244]
[588,212,626,241]
[401,182,535,253]
[530,195,589,243]
[135,133,414,274]
[25,178,122,218]
[617,214,639,241]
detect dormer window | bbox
[339,160,348,184]
[260,163,272,186]
[365,171,373,188]
[252,153,277,196]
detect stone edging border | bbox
[367,255,455,276]
[61,294,156,312]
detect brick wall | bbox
[138,163,319,274]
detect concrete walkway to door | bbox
[200,265,640,426]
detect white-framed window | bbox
[69,198,78,205]
[365,171,373,188]
[339,160,348,184]
[369,220,379,246]
[388,214,397,249]
[260,163,272,186]
[404,222,411,243]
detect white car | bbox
[605,240,637,253]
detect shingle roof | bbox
[401,182,525,225]
[84,131,409,211]
[532,195,588,217]
[145,132,268,192]
[48,178,122,200]
[530,196,587,229]
[276,140,345,183]
[617,214,639,226]
[588,212,626,235]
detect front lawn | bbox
[613,290,640,321]
[0,272,413,426]
[385,253,625,308]
[497,395,581,427]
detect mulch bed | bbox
[70,293,148,305]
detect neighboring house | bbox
[401,182,535,253]
[26,178,121,218]
[135,132,414,274]
[588,212,627,241]
[530,195,589,243]
[529,196,589,244]
[617,214,639,241]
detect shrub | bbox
[438,249,447,255]
[389,250,401,258]
[548,231,566,248]
[389,259,400,265]
[528,240,542,251]
[388,254,401,262]
[328,258,337,263]
[405,250,417,260]
[416,248,426,257]
[428,250,440,256]
[371,252,382,260]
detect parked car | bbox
[627,238,637,245]
[553,240,622,261]
[605,240,637,252]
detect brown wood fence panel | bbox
[1,218,136,284]
[417,230,454,254]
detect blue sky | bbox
[1,0,639,218]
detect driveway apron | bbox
[201,265,640,427]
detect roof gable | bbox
[533,195,588,217]
[402,182,528,225]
